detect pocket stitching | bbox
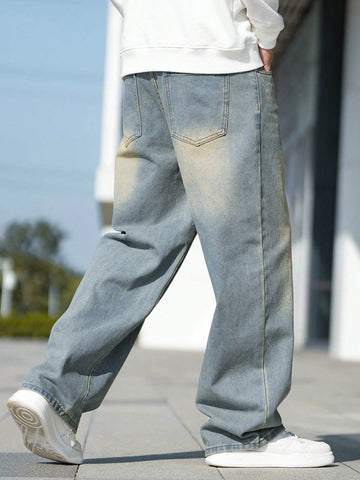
[124,74,142,148]
[164,74,230,147]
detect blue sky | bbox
[0,0,110,272]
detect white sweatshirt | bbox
[110,0,284,79]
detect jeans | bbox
[22,69,294,456]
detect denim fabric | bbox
[22,68,294,455]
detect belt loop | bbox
[150,72,159,90]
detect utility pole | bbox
[48,281,60,317]
[0,258,18,318]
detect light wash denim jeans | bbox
[22,69,294,456]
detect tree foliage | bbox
[0,219,81,314]
[0,220,65,261]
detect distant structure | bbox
[95,0,360,360]
[0,258,17,318]
[94,2,123,232]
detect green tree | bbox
[0,220,65,261]
[0,219,81,314]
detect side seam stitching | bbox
[255,71,270,427]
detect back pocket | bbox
[164,73,230,147]
[123,74,142,147]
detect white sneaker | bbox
[7,389,83,464]
[206,431,334,468]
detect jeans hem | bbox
[204,425,285,457]
[20,382,79,432]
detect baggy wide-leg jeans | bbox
[22,69,294,456]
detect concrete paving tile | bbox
[149,382,205,448]
[345,463,360,474]
[83,405,198,455]
[1,340,360,479]
[0,452,77,478]
[76,347,218,479]
[129,348,207,448]
[78,458,220,480]
[219,464,360,479]
[78,393,219,479]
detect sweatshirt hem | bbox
[120,43,264,79]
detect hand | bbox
[258,47,274,71]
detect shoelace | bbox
[284,431,308,444]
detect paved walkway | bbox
[0,338,359,479]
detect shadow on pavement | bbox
[320,433,360,463]
[82,435,360,466]
[83,449,205,464]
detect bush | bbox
[0,312,59,338]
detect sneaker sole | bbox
[7,396,82,464]
[206,451,335,468]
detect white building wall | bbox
[95,1,123,210]
[330,0,360,361]
[140,238,215,351]
[274,1,321,348]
